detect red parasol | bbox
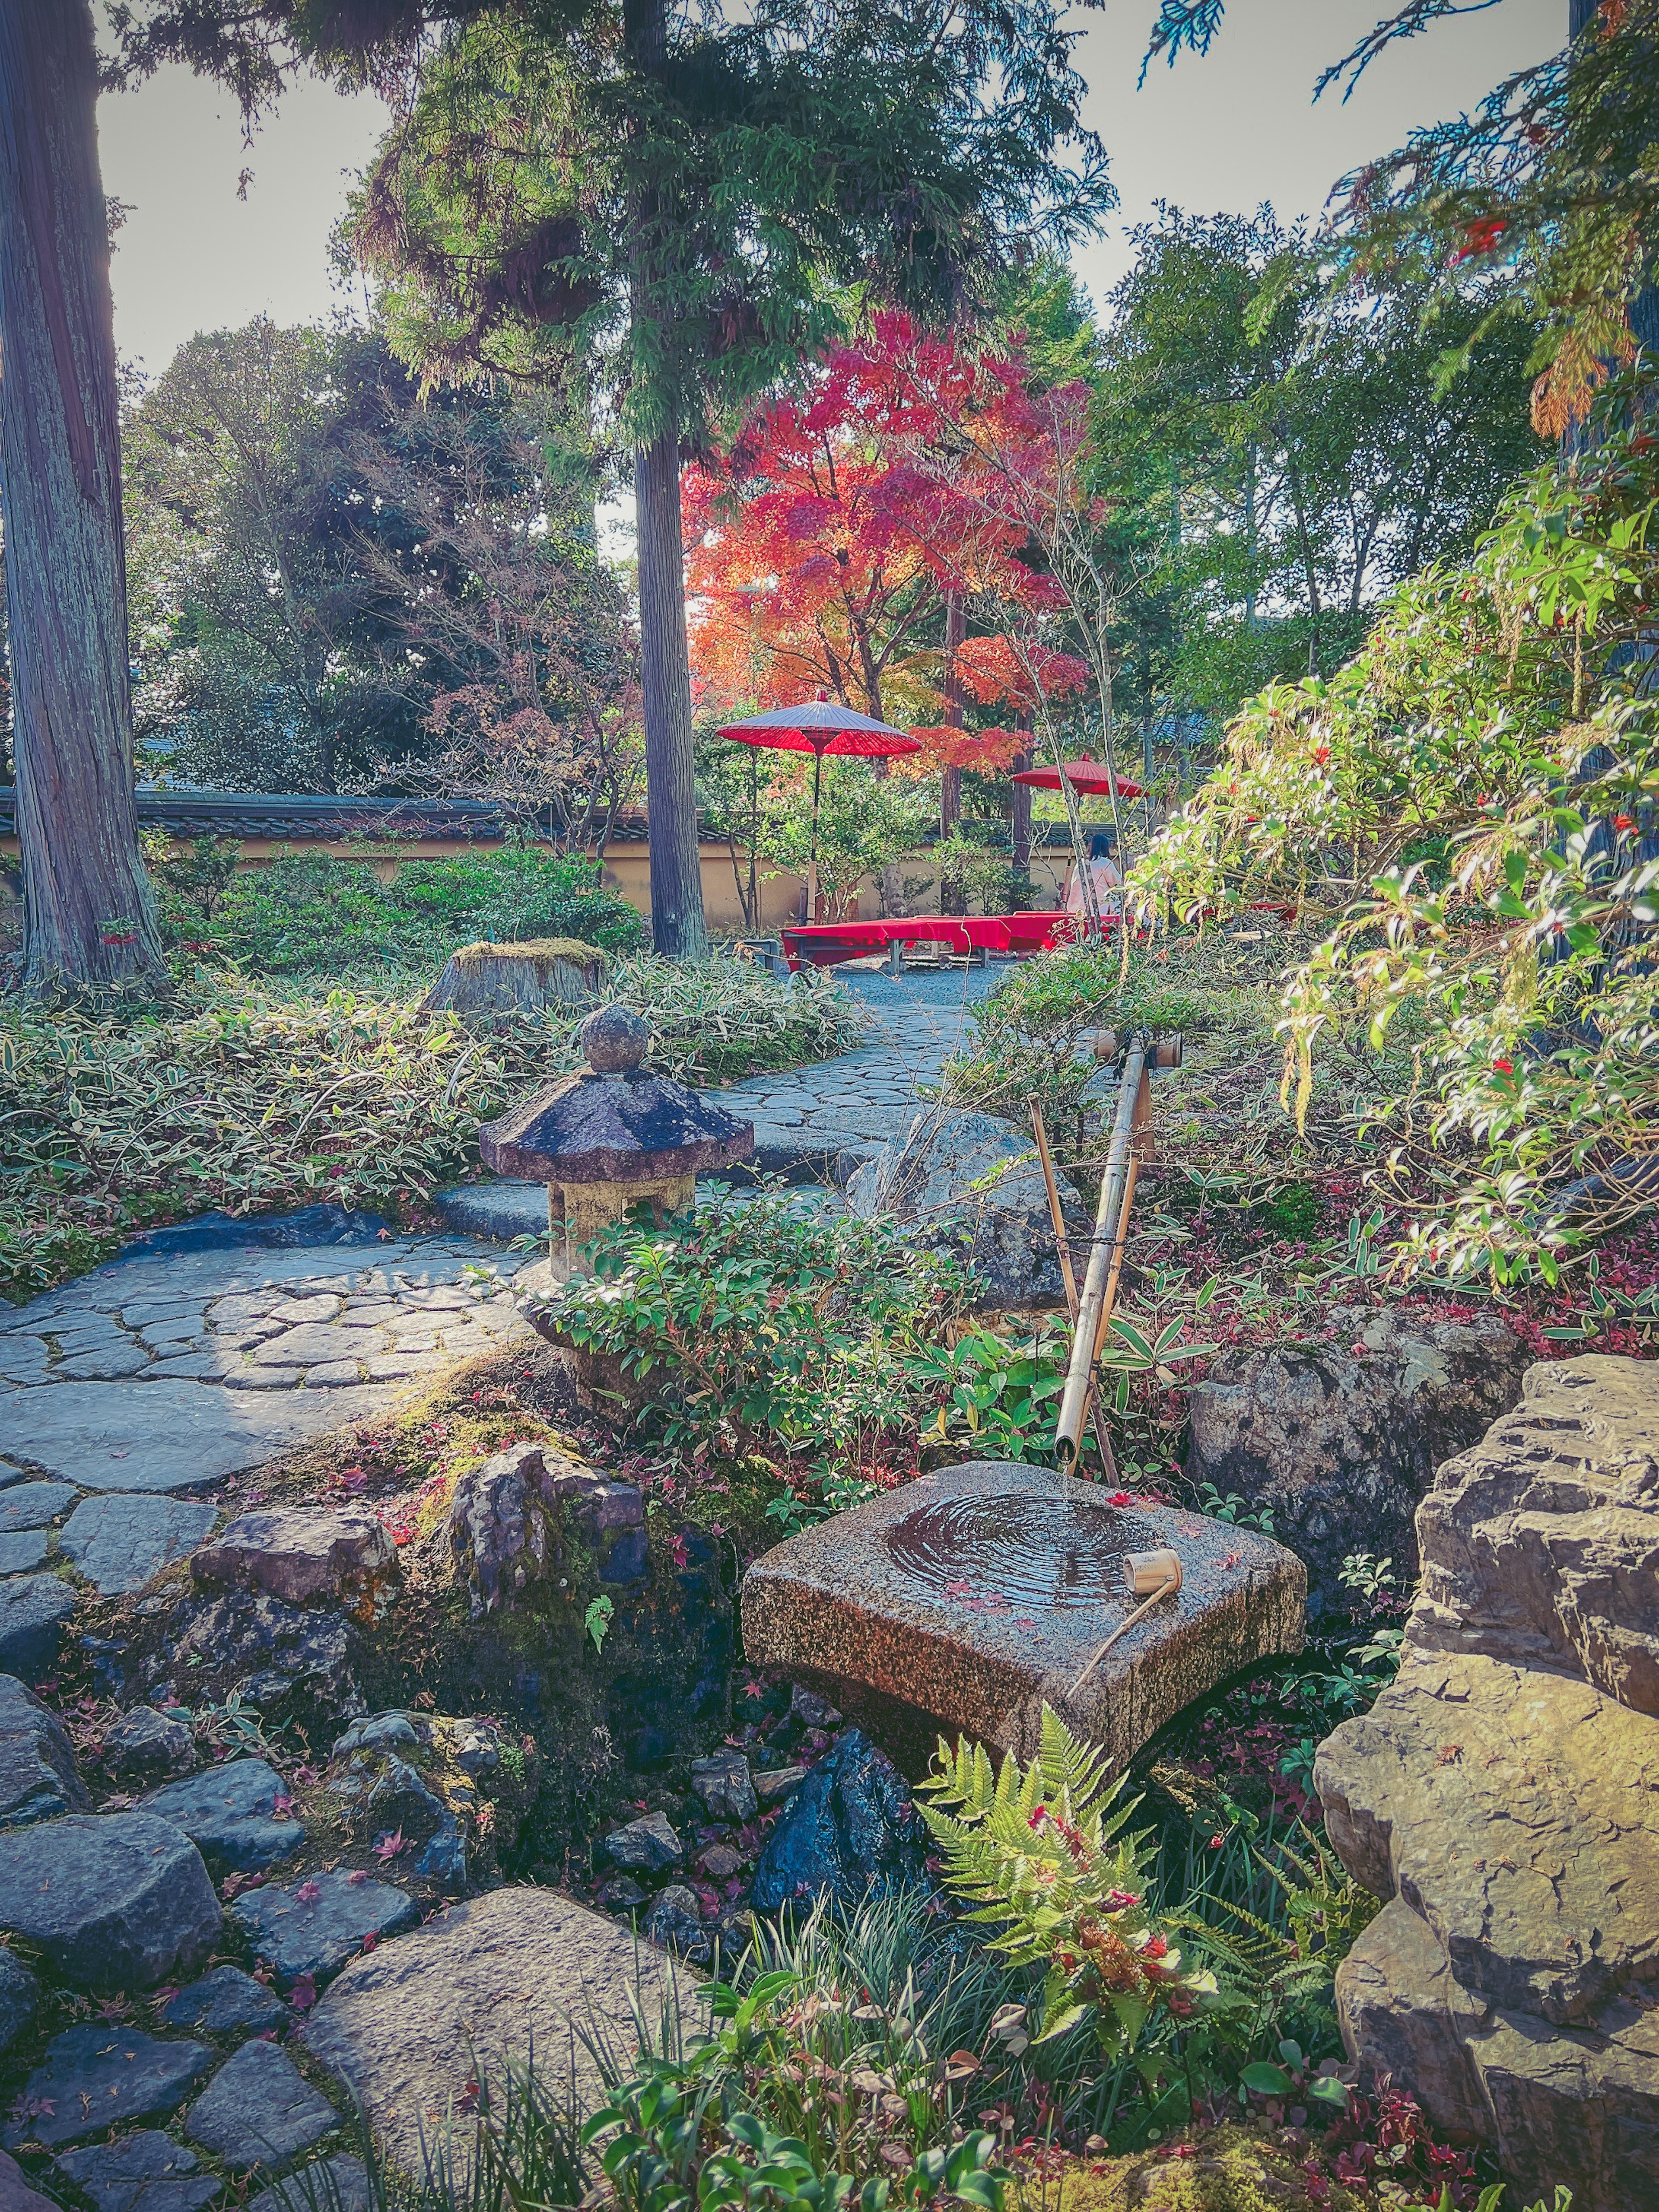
[720,699,922,917]
[1011,757,1142,799]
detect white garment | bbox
[1065,856,1124,917]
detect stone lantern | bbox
[478,1005,755,1274]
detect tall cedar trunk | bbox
[0,0,162,990]
[634,425,706,956]
[938,588,965,914]
[625,0,707,959]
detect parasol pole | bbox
[808,741,826,922]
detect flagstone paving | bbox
[0,1220,530,1647]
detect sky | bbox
[97,0,1563,377]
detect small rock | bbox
[186,2037,338,2166]
[0,1536,49,1576]
[0,1673,89,1827]
[0,1812,221,1991]
[0,2152,59,2212]
[791,1686,841,1729]
[0,1484,78,1533]
[643,1885,711,1965]
[602,1810,681,1872]
[229,1869,419,1989]
[60,1495,220,1596]
[750,1728,928,1913]
[162,1965,286,2036]
[191,1512,396,1607]
[143,1759,299,1875]
[246,2158,369,2212]
[698,1843,744,1882]
[4,2027,214,2148]
[597,1875,646,1910]
[446,1441,642,1618]
[689,1748,757,1824]
[102,1707,196,1784]
[332,1713,420,1758]
[753,1765,808,1808]
[55,2133,223,2212]
[365,1757,465,1888]
[0,1951,36,2057]
[0,1577,76,1679]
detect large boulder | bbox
[1316,1354,1659,2212]
[302,1887,702,2182]
[0,1674,88,1827]
[0,1812,221,1991]
[1185,1304,1530,1609]
[845,1110,1083,1313]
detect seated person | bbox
[1064,831,1125,918]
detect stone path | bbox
[730,963,1004,1160]
[0,1218,530,1667]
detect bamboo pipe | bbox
[1032,1105,1118,1482]
[1055,1033,1147,1463]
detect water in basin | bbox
[884,1491,1164,1612]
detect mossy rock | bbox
[1047,2129,1367,2212]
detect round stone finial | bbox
[579,1004,650,1075]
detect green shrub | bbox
[160,845,646,975]
[526,1189,973,1486]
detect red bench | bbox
[779,911,1099,973]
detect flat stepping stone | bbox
[0,1675,88,1827]
[0,1341,50,1385]
[0,1812,221,1991]
[741,1458,1306,1777]
[254,1326,383,1369]
[57,1346,152,1380]
[186,2038,337,2166]
[230,1870,419,1988]
[60,1495,220,1595]
[4,2027,213,2148]
[143,1759,299,1875]
[0,1533,50,1575]
[0,1377,386,1493]
[0,1576,77,1678]
[0,1484,77,1533]
[302,1888,701,2180]
[162,1965,286,2036]
[56,2132,223,2212]
[248,2157,368,2212]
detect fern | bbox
[1171,1827,1380,2021]
[916,1704,1225,2059]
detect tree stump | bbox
[418,938,607,1019]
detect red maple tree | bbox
[683,316,1088,784]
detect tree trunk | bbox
[938,588,965,915]
[624,0,706,961]
[0,0,162,992]
[634,425,706,957]
[1011,737,1033,878]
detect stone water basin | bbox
[741,1459,1306,1776]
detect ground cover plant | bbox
[0,958,864,1304]
[151,844,649,973]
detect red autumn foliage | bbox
[685,315,1094,778]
